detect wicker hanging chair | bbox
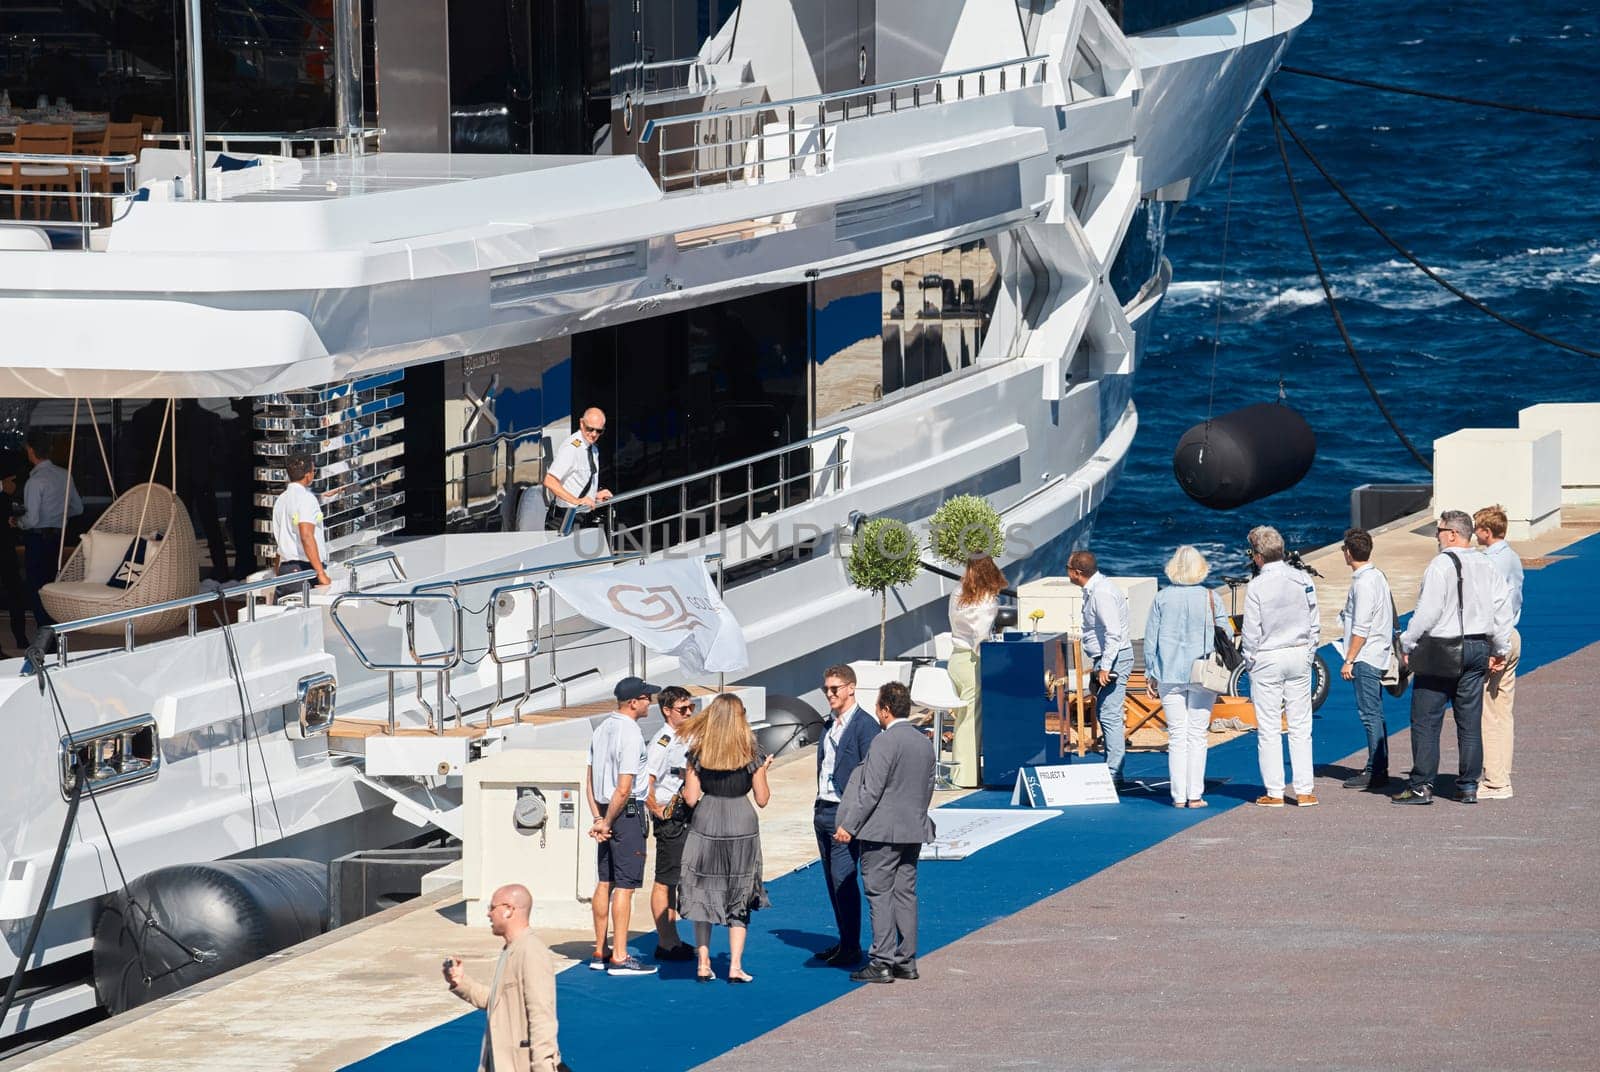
[40,483,200,635]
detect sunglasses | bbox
[669,702,695,713]
[823,684,850,695]
[581,423,605,436]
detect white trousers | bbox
[1252,645,1315,796]
[1161,683,1217,804]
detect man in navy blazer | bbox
[811,663,882,967]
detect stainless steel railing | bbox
[50,547,407,667]
[144,125,384,158]
[0,150,139,249]
[638,55,1048,191]
[331,552,726,733]
[560,426,851,554]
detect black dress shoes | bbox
[825,946,863,967]
[811,943,841,963]
[1458,790,1478,804]
[850,961,895,984]
[890,961,919,981]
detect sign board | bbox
[919,808,1059,861]
[1011,764,1120,807]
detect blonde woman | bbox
[1144,545,1229,807]
[946,555,1008,788]
[678,694,773,983]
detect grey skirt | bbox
[677,794,771,926]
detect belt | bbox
[1461,633,1489,641]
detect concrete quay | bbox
[10,509,1599,1072]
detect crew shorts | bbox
[597,804,648,890]
[652,812,690,896]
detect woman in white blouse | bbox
[946,555,1007,787]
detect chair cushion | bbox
[213,153,260,172]
[17,165,70,178]
[107,536,162,590]
[40,580,125,606]
[79,531,133,585]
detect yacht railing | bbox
[49,548,407,668]
[444,428,544,530]
[0,150,139,250]
[331,552,726,732]
[638,55,1049,191]
[611,56,713,97]
[144,126,385,158]
[560,426,851,554]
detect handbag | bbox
[1190,590,1234,693]
[1407,552,1464,678]
[1382,585,1411,696]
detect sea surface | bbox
[1090,0,1600,579]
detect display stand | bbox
[978,632,1062,789]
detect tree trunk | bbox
[879,588,887,663]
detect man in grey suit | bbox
[834,680,937,984]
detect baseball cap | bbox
[613,676,662,702]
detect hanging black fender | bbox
[92,859,328,1016]
[1172,403,1317,510]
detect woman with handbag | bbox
[1145,546,1231,808]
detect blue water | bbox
[1092,0,1600,578]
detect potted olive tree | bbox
[928,494,1005,568]
[846,516,921,709]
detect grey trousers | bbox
[860,841,921,967]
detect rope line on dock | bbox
[1279,65,1600,122]
[1264,91,1433,472]
[1271,101,1600,361]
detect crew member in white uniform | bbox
[1242,525,1320,807]
[542,407,612,531]
[644,685,697,961]
[271,453,330,591]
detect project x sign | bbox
[1012,764,1120,807]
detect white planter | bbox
[848,659,913,716]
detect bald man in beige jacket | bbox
[444,884,565,1072]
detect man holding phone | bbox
[1068,551,1133,786]
[443,883,567,1072]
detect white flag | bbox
[546,557,748,676]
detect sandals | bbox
[1188,799,1209,808]
[727,969,753,985]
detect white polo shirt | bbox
[271,481,324,563]
[589,712,648,803]
[546,432,598,505]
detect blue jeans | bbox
[1407,636,1489,794]
[1092,647,1135,780]
[1350,661,1389,778]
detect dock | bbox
[11,510,1600,1072]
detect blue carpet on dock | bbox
[345,533,1599,1072]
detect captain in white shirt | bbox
[541,408,612,532]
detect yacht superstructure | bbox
[0,0,1309,1040]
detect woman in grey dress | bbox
[678,693,773,984]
